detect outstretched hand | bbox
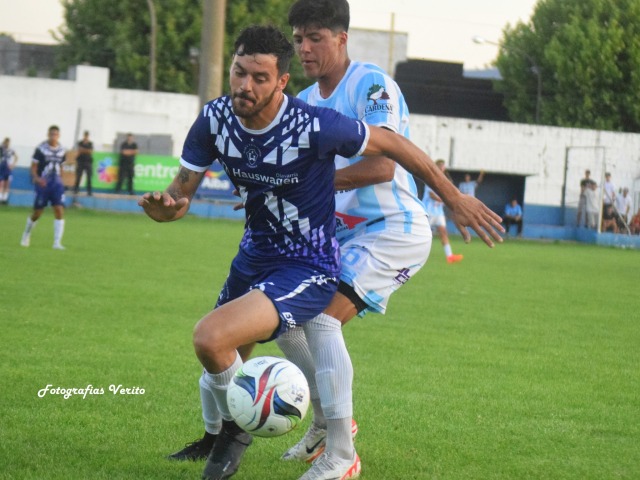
[138,191,190,222]
[448,194,504,247]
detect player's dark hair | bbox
[288,0,350,32]
[48,125,60,133]
[234,25,294,76]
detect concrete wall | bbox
[2,64,640,218]
[409,115,640,218]
[0,65,199,165]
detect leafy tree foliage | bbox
[495,0,640,132]
[55,0,201,93]
[54,0,309,95]
[223,0,308,95]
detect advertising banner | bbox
[85,153,235,199]
[194,162,235,199]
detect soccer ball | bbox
[227,356,310,437]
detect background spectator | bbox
[73,130,94,197]
[602,172,616,210]
[615,187,632,231]
[115,133,137,195]
[629,209,640,235]
[576,169,595,227]
[503,198,523,237]
[584,181,599,229]
[601,204,618,233]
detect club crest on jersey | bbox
[365,84,393,115]
[244,144,261,168]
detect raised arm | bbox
[138,166,205,222]
[363,126,504,247]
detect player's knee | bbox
[192,320,226,360]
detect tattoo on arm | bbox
[178,167,191,185]
[167,167,201,201]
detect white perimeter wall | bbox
[1,64,639,211]
[0,65,199,162]
[409,116,640,212]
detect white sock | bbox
[199,371,223,434]
[200,351,242,421]
[444,243,453,257]
[276,327,326,428]
[24,217,36,235]
[303,313,353,460]
[54,219,65,245]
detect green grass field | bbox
[1,206,638,479]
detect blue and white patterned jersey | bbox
[181,94,369,275]
[32,141,66,185]
[297,61,426,241]
[1,147,15,167]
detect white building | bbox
[2,53,639,245]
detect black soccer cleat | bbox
[167,432,216,461]
[202,420,253,480]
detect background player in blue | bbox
[142,25,503,480]
[20,125,68,249]
[0,137,18,204]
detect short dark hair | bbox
[234,25,294,76]
[48,125,60,133]
[288,0,350,32]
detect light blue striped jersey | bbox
[297,61,426,240]
[422,185,444,218]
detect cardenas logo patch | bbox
[365,84,393,115]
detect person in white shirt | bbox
[615,187,632,230]
[584,182,599,229]
[603,172,616,208]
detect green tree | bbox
[55,0,201,93]
[54,0,308,95]
[223,0,308,95]
[495,0,640,132]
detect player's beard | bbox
[232,87,278,119]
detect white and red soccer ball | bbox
[227,356,310,437]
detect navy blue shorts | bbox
[216,252,339,341]
[34,180,65,209]
[0,163,11,181]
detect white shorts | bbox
[340,216,432,316]
[428,214,446,228]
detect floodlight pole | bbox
[146,0,157,92]
[199,0,226,106]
